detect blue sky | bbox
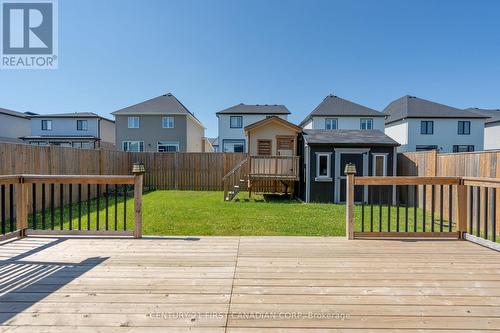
[1,0,500,137]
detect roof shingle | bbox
[303,129,399,146]
[216,103,290,115]
[384,96,488,124]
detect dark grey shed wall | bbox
[302,143,396,203]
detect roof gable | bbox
[244,116,301,133]
[300,94,384,127]
[384,96,488,124]
[216,103,290,115]
[112,93,193,116]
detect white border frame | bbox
[162,116,175,129]
[122,140,144,152]
[334,148,369,203]
[372,153,388,176]
[127,116,140,129]
[315,152,332,181]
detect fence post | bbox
[132,163,145,239]
[345,163,357,240]
[15,178,29,237]
[457,183,468,239]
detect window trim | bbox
[76,119,88,131]
[229,116,243,129]
[222,139,245,153]
[127,117,140,129]
[360,118,373,130]
[420,120,434,135]
[372,154,388,176]
[157,141,180,152]
[453,145,474,153]
[41,120,52,131]
[122,141,144,152]
[415,145,438,152]
[162,116,175,129]
[325,118,338,130]
[315,152,332,181]
[457,121,471,135]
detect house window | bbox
[420,121,434,134]
[122,141,144,152]
[257,140,272,156]
[416,145,438,151]
[373,154,387,176]
[230,116,243,128]
[458,121,471,135]
[316,153,331,179]
[128,117,140,128]
[325,118,338,130]
[162,116,174,128]
[223,140,245,153]
[158,141,179,152]
[41,120,52,131]
[77,120,88,131]
[360,118,373,130]
[453,145,474,153]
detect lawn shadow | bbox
[0,237,108,324]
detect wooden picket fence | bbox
[0,143,246,191]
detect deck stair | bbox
[223,159,249,201]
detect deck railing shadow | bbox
[0,237,108,324]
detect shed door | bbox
[339,153,364,202]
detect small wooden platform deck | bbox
[1,236,499,332]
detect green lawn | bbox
[27,190,454,236]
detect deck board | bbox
[1,236,499,331]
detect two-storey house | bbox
[298,94,398,203]
[216,104,290,152]
[0,107,33,143]
[466,108,500,150]
[384,96,488,153]
[21,112,115,149]
[112,93,207,152]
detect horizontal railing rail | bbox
[0,173,143,240]
[249,156,300,179]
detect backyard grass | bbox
[27,190,457,236]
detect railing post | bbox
[15,177,29,237]
[132,163,145,239]
[345,163,357,240]
[457,183,468,239]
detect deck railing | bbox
[0,173,144,240]
[345,175,467,240]
[461,177,500,250]
[249,156,299,179]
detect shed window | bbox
[316,153,331,178]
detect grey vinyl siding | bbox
[115,115,187,152]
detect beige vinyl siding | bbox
[186,116,204,152]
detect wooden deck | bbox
[1,236,499,332]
